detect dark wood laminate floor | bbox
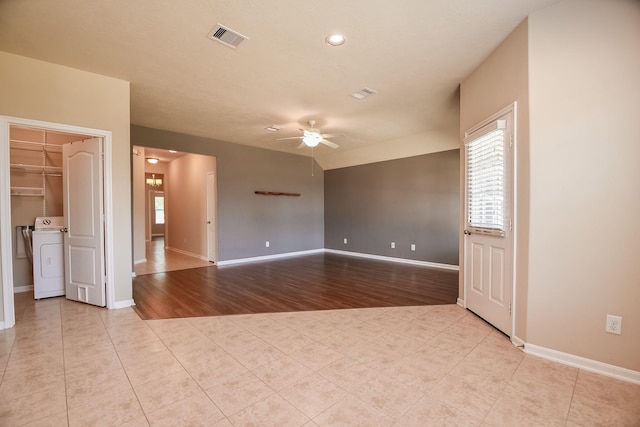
[132,253,458,320]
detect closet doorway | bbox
[0,116,115,328]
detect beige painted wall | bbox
[527,0,640,371]
[166,154,216,258]
[321,128,461,170]
[459,19,531,340]
[0,51,133,307]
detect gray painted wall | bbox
[131,125,324,261]
[324,149,460,265]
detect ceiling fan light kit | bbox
[302,131,322,147]
[276,120,340,149]
[325,34,346,46]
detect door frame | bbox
[461,102,518,338]
[206,171,217,263]
[0,116,115,328]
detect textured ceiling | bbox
[0,0,558,169]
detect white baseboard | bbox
[324,249,459,271]
[525,343,640,385]
[511,335,525,348]
[217,248,460,270]
[134,258,147,265]
[14,285,33,293]
[0,321,5,330]
[456,298,465,308]
[112,299,135,309]
[217,249,325,267]
[166,247,208,262]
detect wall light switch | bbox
[411,244,416,251]
[265,241,270,248]
[391,242,395,249]
[343,238,348,244]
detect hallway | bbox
[134,237,211,276]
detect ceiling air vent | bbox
[207,24,248,49]
[350,87,377,100]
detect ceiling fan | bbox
[277,120,340,149]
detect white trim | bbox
[511,335,525,348]
[510,102,519,346]
[0,118,16,328]
[0,116,115,328]
[457,298,465,308]
[112,299,135,309]
[525,343,640,385]
[102,129,115,310]
[217,249,325,267]
[134,258,147,265]
[13,285,33,293]
[166,246,208,262]
[0,321,5,330]
[325,249,459,271]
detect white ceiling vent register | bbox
[350,87,377,100]
[207,24,248,49]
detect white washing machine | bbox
[32,216,66,299]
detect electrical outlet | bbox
[343,238,348,244]
[265,241,270,248]
[391,242,395,249]
[411,244,416,251]
[605,314,622,335]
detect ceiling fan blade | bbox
[297,142,307,149]
[276,136,304,141]
[320,139,339,149]
[320,133,343,139]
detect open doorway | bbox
[132,146,216,276]
[0,116,115,328]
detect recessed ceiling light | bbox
[169,150,177,153]
[325,34,346,46]
[146,158,159,164]
[265,125,283,132]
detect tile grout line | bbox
[99,309,153,426]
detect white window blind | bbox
[465,122,506,235]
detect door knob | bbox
[206,221,211,224]
[463,230,471,235]
[61,227,68,233]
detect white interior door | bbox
[63,137,105,306]
[464,106,515,336]
[206,172,217,263]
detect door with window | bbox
[151,191,165,237]
[464,104,515,336]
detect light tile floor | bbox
[1,294,639,426]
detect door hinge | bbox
[509,134,513,148]
[509,301,512,316]
[509,219,513,232]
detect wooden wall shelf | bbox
[255,191,300,197]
